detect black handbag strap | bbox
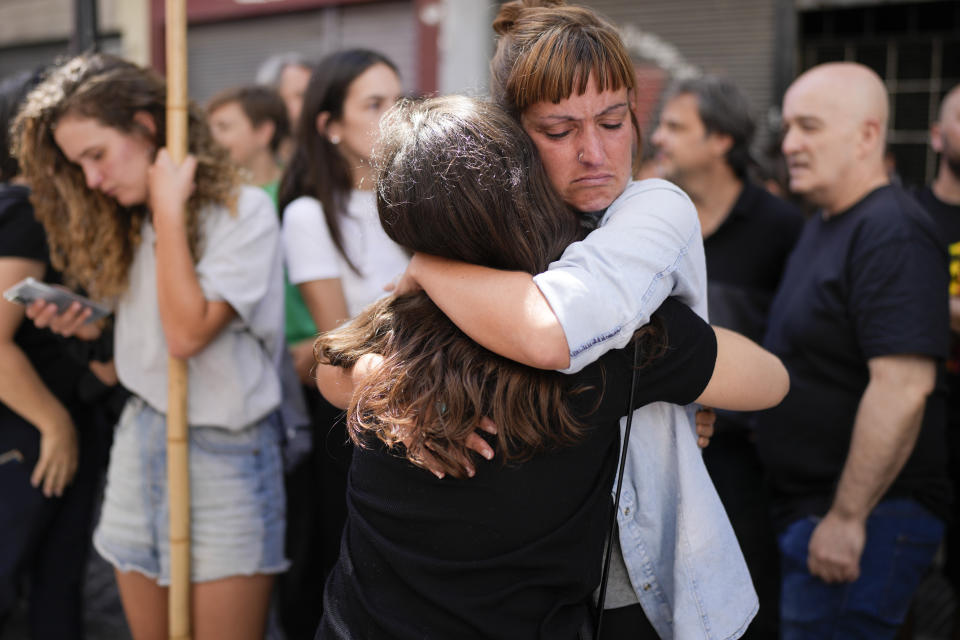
[593,339,642,639]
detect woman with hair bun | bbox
[16,53,288,639]
[391,2,764,638]
[313,94,786,639]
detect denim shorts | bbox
[93,397,290,585]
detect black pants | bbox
[598,604,661,639]
[279,387,353,640]
[0,409,106,640]
[703,429,779,640]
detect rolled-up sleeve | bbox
[196,188,281,326]
[533,180,708,374]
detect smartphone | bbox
[2,277,111,323]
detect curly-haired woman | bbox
[15,54,288,639]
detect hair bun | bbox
[493,0,567,35]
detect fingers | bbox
[154,147,171,166]
[414,418,499,480]
[51,303,93,335]
[30,453,48,490]
[26,300,58,327]
[465,432,494,462]
[478,416,498,435]
[392,271,422,297]
[807,516,864,584]
[695,407,715,449]
[155,148,196,174]
[808,555,859,584]
[151,148,198,202]
[42,460,62,497]
[181,153,198,178]
[26,301,91,335]
[695,407,715,426]
[696,423,714,449]
[429,440,476,478]
[31,450,76,498]
[31,421,79,498]
[418,443,449,480]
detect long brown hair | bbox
[491,0,642,173]
[278,49,399,274]
[13,53,238,299]
[317,96,582,475]
[316,96,658,477]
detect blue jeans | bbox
[778,499,943,640]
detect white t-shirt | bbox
[115,186,285,430]
[281,191,409,317]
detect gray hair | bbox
[255,52,310,87]
[665,75,756,179]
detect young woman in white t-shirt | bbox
[16,54,287,640]
[275,48,407,636]
[278,49,408,329]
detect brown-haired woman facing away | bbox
[15,53,288,640]
[313,95,787,639]
[387,2,764,638]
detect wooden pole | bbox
[165,1,190,639]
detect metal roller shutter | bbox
[580,0,780,141]
[186,1,416,103]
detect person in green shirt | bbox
[207,85,317,381]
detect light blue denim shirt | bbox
[533,179,758,640]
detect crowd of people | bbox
[1,0,959,639]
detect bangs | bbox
[508,26,634,112]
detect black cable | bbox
[594,339,641,639]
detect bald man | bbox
[915,84,960,317]
[755,63,950,638]
[914,83,960,599]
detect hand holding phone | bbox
[3,277,108,340]
[3,277,110,322]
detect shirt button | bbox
[623,506,631,515]
[643,583,652,591]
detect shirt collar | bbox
[727,180,762,221]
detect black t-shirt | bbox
[756,185,951,527]
[706,181,805,342]
[913,185,960,421]
[0,184,87,418]
[317,299,717,640]
[705,180,804,433]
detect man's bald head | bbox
[932,84,960,182]
[781,62,891,213]
[788,62,889,147]
[938,84,960,123]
